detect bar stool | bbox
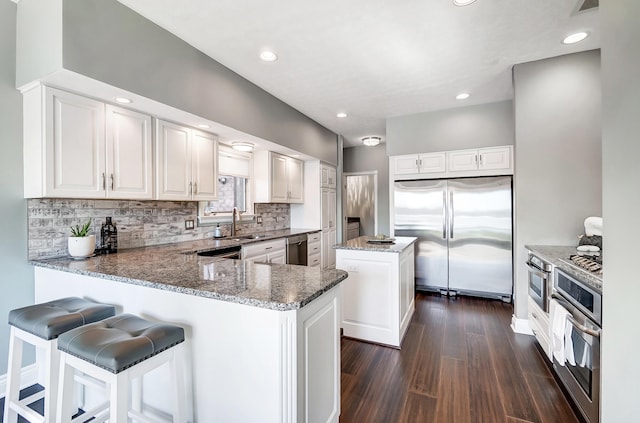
[56,314,190,423]
[4,297,116,423]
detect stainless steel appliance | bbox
[527,253,554,312]
[286,234,308,265]
[552,268,602,423]
[393,176,513,300]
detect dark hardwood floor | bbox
[340,292,579,423]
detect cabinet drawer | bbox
[308,252,321,267]
[527,297,550,337]
[307,232,321,243]
[242,238,286,259]
[308,241,321,255]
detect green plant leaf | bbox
[70,218,92,237]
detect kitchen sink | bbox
[229,234,266,241]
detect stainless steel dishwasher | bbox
[286,234,308,265]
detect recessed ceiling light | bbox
[231,141,255,152]
[114,97,132,104]
[456,92,470,100]
[336,112,347,118]
[362,136,381,147]
[563,32,588,45]
[453,0,477,6]
[259,50,278,62]
[197,124,211,129]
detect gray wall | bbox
[386,100,514,156]
[17,0,337,165]
[0,2,35,372]
[601,1,640,420]
[513,50,602,319]
[343,144,390,236]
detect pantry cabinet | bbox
[254,151,304,203]
[155,119,218,201]
[23,85,153,199]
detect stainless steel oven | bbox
[527,253,553,312]
[552,268,601,423]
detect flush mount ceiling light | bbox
[563,32,589,44]
[231,141,255,152]
[259,50,278,62]
[456,92,471,100]
[362,136,381,147]
[453,0,477,6]
[336,112,347,118]
[114,97,132,104]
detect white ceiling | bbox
[117,0,600,148]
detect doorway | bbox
[344,172,377,238]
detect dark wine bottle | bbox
[102,217,118,254]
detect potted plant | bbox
[68,218,95,258]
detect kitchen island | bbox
[32,242,347,423]
[335,236,416,348]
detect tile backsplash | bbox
[27,199,290,259]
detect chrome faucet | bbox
[231,207,238,237]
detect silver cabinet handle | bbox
[479,154,483,166]
[449,191,454,239]
[265,246,273,250]
[189,182,193,194]
[532,329,537,336]
[194,182,198,194]
[102,172,106,190]
[532,312,538,319]
[110,173,114,190]
[475,154,478,165]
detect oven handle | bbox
[550,293,601,338]
[526,262,550,278]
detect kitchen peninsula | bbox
[335,236,416,348]
[32,239,348,423]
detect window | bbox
[198,145,253,225]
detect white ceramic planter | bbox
[68,235,95,258]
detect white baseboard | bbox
[0,364,39,396]
[511,315,534,335]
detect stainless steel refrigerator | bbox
[393,176,513,301]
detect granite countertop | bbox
[31,228,346,312]
[334,236,417,253]
[525,244,602,292]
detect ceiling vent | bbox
[574,0,599,14]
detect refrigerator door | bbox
[447,176,513,298]
[394,180,448,291]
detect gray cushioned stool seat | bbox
[57,314,185,374]
[8,297,116,340]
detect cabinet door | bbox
[418,153,447,173]
[328,190,336,229]
[270,153,289,202]
[447,149,479,172]
[392,155,420,175]
[287,158,304,203]
[268,250,287,264]
[45,88,106,198]
[321,189,331,230]
[322,229,336,269]
[105,105,152,199]
[328,167,337,189]
[244,253,268,264]
[191,130,218,200]
[156,120,191,200]
[478,146,512,171]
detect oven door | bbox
[527,261,549,311]
[552,294,601,423]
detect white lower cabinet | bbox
[242,238,287,264]
[528,296,551,361]
[307,232,322,267]
[322,229,336,269]
[337,243,415,347]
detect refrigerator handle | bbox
[442,191,447,239]
[449,191,454,239]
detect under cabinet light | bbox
[115,97,132,104]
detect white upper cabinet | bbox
[23,85,155,199]
[448,146,512,173]
[254,151,304,204]
[155,120,218,201]
[321,164,337,189]
[105,105,153,199]
[392,152,446,175]
[391,146,513,180]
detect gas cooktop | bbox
[566,253,603,275]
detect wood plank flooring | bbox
[340,293,580,423]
